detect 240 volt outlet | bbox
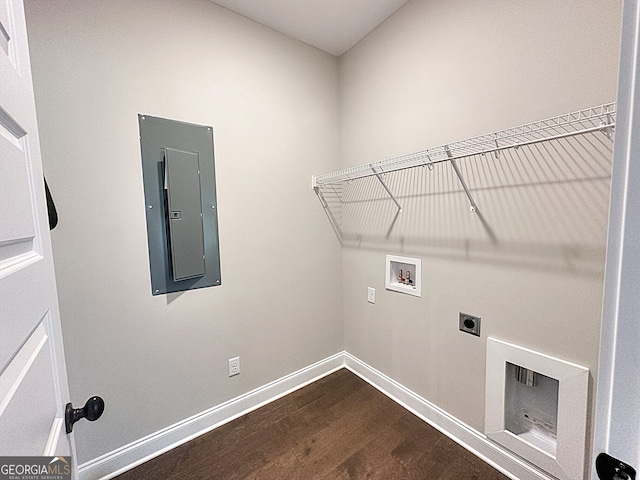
[459,313,481,336]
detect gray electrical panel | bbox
[139,115,221,295]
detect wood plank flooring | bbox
[115,369,510,479]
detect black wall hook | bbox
[65,396,104,434]
[44,176,58,230]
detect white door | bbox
[0,0,77,474]
[591,0,640,478]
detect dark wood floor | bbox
[115,369,510,479]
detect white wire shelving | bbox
[312,102,616,214]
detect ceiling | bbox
[210,0,409,57]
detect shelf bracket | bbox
[445,146,478,213]
[313,184,343,241]
[601,111,615,140]
[370,165,402,213]
[424,154,434,171]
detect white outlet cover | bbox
[228,356,240,377]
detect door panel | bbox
[0,1,14,63]
[0,0,76,470]
[0,127,36,246]
[0,321,57,456]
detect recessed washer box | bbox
[485,337,589,480]
[385,255,421,297]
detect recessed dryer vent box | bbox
[139,115,221,295]
[385,255,421,297]
[485,338,589,480]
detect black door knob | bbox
[65,396,104,434]
[596,453,636,480]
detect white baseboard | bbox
[343,352,554,480]
[78,352,344,480]
[80,351,555,480]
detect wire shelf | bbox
[313,102,616,187]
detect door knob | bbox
[596,453,636,480]
[65,396,104,434]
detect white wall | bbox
[339,0,620,458]
[24,0,342,465]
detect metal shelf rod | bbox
[446,146,478,213]
[371,165,402,213]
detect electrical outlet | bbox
[367,287,376,304]
[228,356,240,377]
[459,313,481,336]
